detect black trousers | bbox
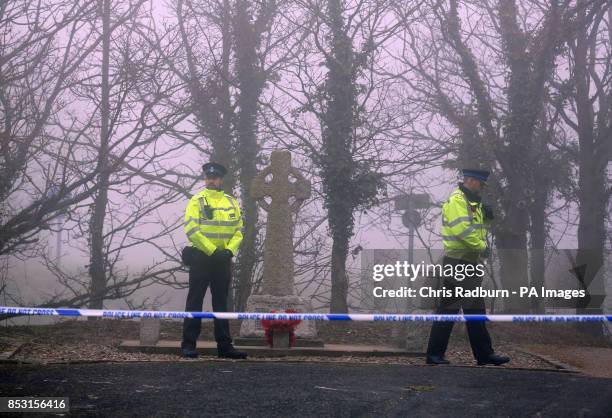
[182,250,233,351]
[426,256,494,361]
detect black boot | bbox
[477,354,510,366]
[426,354,450,365]
[218,346,248,359]
[181,347,199,358]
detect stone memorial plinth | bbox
[139,317,160,346]
[239,151,318,342]
[272,331,290,349]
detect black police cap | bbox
[202,162,227,178]
[462,168,490,182]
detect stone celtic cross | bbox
[252,150,311,296]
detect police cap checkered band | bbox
[462,168,490,182]
[202,162,227,177]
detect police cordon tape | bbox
[1,306,611,322]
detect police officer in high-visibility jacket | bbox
[426,168,510,366]
[181,162,247,359]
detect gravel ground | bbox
[7,341,551,370]
[527,344,612,378]
[2,319,611,417]
[1,318,609,372]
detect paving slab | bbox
[119,339,420,357]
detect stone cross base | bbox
[239,294,318,338]
[402,309,434,352]
[139,318,161,346]
[272,331,290,348]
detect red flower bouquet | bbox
[260,310,302,348]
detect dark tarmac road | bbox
[1,361,611,417]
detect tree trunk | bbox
[572,2,607,322]
[329,228,350,313]
[529,164,548,314]
[232,0,269,309]
[213,0,236,193]
[496,229,529,313]
[575,167,606,312]
[573,146,606,337]
[88,0,111,311]
[322,0,356,313]
[492,0,560,313]
[496,177,530,313]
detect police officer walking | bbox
[426,168,510,366]
[180,162,247,359]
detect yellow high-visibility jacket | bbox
[184,188,243,256]
[441,187,490,262]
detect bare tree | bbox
[2,0,194,316]
[176,0,236,189]
[0,0,151,259]
[232,0,279,310]
[88,0,113,310]
[74,0,191,310]
[166,0,284,310]
[260,0,426,312]
[551,0,612,317]
[1,1,98,256]
[393,0,605,312]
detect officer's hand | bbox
[212,248,233,262]
[482,203,494,220]
[212,248,226,260]
[181,246,195,266]
[481,247,491,259]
